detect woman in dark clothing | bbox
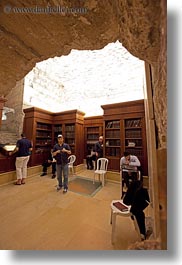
[123,180,150,240]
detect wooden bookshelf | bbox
[52,109,85,165]
[101,100,148,175]
[84,116,103,157]
[23,108,85,167]
[23,107,53,166]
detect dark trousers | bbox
[86,155,96,169]
[122,171,138,189]
[42,161,56,174]
[131,208,146,236]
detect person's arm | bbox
[28,141,33,154]
[120,157,124,168]
[120,156,128,166]
[62,144,71,155]
[9,146,18,156]
[129,156,141,167]
[94,142,100,157]
[53,149,60,157]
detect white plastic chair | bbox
[110,199,141,244]
[68,155,76,175]
[93,158,109,186]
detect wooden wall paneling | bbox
[75,122,84,165]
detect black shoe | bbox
[63,188,68,194]
[52,174,56,179]
[56,186,62,191]
[40,173,47,176]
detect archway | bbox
[0,0,166,249]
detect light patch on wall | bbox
[24,41,145,116]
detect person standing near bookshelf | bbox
[9,133,33,185]
[53,134,71,193]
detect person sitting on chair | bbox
[120,151,141,191]
[86,149,96,170]
[94,136,103,169]
[40,149,56,178]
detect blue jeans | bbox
[56,163,69,189]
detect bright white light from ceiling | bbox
[24,41,145,116]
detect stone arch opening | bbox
[23,41,145,116]
[0,0,166,249]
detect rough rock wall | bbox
[0,0,165,145]
[4,79,25,138]
[153,0,167,150]
[0,0,160,96]
[112,0,161,62]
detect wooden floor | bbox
[0,169,141,250]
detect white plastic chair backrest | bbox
[68,155,76,165]
[96,158,108,171]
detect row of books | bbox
[87,127,99,133]
[65,132,75,138]
[106,121,120,128]
[105,147,120,156]
[37,123,52,130]
[53,126,62,132]
[125,130,142,138]
[87,140,97,144]
[105,130,120,138]
[125,119,141,128]
[35,140,52,145]
[65,125,75,131]
[65,139,75,145]
[87,134,99,140]
[125,148,143,157]
[36,131,52,137]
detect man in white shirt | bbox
[120,151,141,193]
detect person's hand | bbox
[62,148,67,153]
